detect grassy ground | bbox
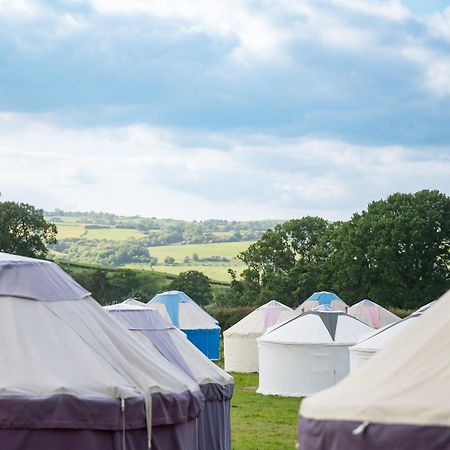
[147,241,253,261]
[230,373,301,450]
[84,228,144,240]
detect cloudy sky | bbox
[1,0,449,220]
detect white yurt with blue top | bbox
[296,291,348,313]
[148,291,221,360]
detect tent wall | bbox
[298,417,450,450]
[257,342,350,397]
[197,383,233,450]
[224,335,259,373]
[183,328,220,360]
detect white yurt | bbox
[349,300,434,370]
[105,298,234,450]
[348,299,400,328]
[296,291,348,313]
[223,300,298,373]
[0,253,203,450]
[257,305,373,397]
[299,293,449,450]
[148,291,221,359]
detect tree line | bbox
[228,190,450,310]
[1,190,449,312]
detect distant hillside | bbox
[46,210,282,282]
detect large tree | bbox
[326,190,450,308]
[0,201,57,258]
[169,270,213,305]
[231,217,330,306]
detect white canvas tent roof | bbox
[148,290,219,329]
[257,306,373,396]
[349,300,435,369]
[223,300,298,372]
[299,292,450,450]
[296,291,348,313]
[348,299,400,328]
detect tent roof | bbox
[307,291,342,302]
[348,299,400,328]
[301,292,449,427]
[224,299,297,337]
[0,252,90,301]
[106,300,232,386]
[148,291,219,329]
[351,300,432,352]
[259,309,373,345]
[296,292,348,313]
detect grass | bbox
[147,241,253,262]
[230,373,301,450]
[153,264,243,282]
[56,224,85,238]
[84,228,145,241]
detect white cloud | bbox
[401,45,450,97]
[0,113,448,220]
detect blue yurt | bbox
[148,290,221,360]
[296,291,348,313]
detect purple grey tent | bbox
[105,299,234,450]
[0,252,204,450]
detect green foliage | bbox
[325,190,450,308]
[231,190,450,310]
[169,270,213,305]
[232,217,329,306]
[206,305,254,330]
[0,201,57,257]
[62,263,171,305]
[51,238,156,266]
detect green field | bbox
[231,373,301,449]
[84,228,145,241]
[56,224,85,238]
[150,264,244,282]
[147,242,253,262]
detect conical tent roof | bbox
[299,292,449,450]
[148,290,221,360]
[0,253,203,450]
[349,300,434,369]
[257,309,373,396]
[223,300,298,373]
[148,290,219,329]
[106,299,231,386]
[348,299,400,328]
[260,307,372,345]
[106,299,234,450]
[296,291,348,313]
[224,300,297,338]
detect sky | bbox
[0,0,449,220]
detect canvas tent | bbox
[148,290,221,359]
[105,299,234,450]
[223,300,298,373]
[296,291,348,313]
[0,252,203,450]
[298,293,449,450]
[348,299,400,329]
[257,306,373,397]
[349,301,434,370]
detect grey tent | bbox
[0,252,203,450]
[105,299,234,450]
